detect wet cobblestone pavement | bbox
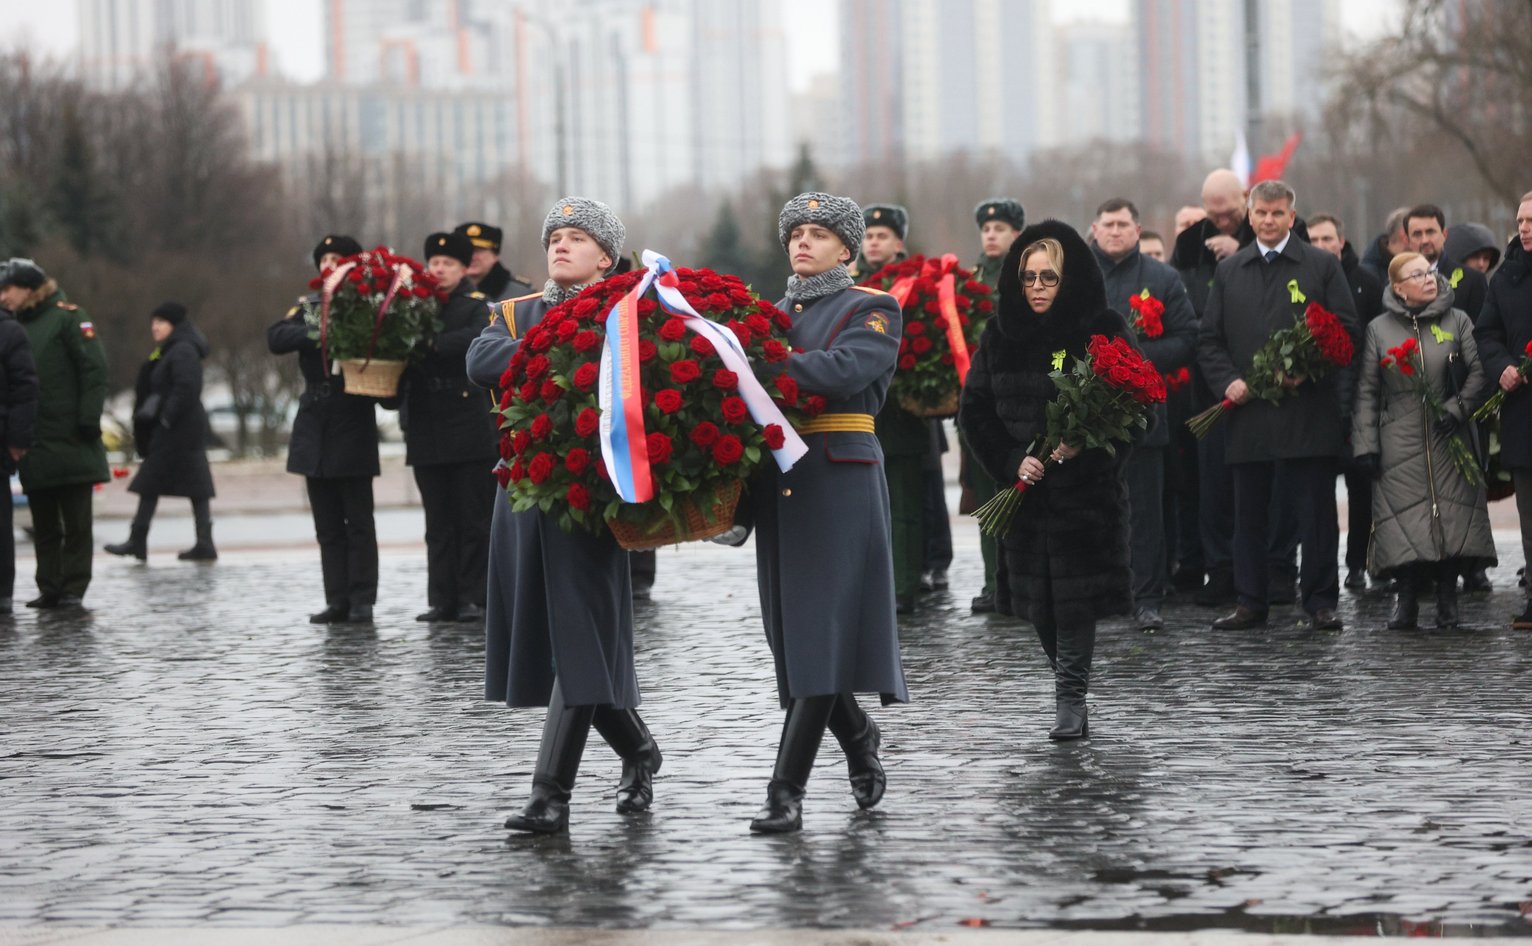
[2,528,1530,935]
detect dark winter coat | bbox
[399,280,499,468]
[959,220,1135,624]
[1435,255,1487,321]
[1172,215,1310,320]
[1474,238,1532,469]
[127,322,215,499]
[1093,242,1197,448]
[1352,279,1494,577]
[0,311,39,475]
[1197,232,1361,464]
[267,296,381,480]
[14,282,109,491]
[753,282,909,707]
[475,262,534,303]
[1340,241,1385,324]
[467,290,640,710]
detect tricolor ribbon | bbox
[886,254,972,385]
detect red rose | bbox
[525,354,550,380]
[729,287,754,306]
[531,413,553,441]
[690,421,720,447]
[498,389,513,411]
[762,424,786,450]
[940,353,955,365]
[495,464,512,489]
[528,327,554,351]
[518,380,538,403]
[721,396,748,424]
[512,429,532,455]
[499,365,517,390]
[638,298,658,319]
[413,285,431,299]
[528,453,554,484]
[712,434,744,465]
[573,329,600,352]
[575,408,601,437]
[659,318,687,341]
[805,395,827,417]
[1524,339,1532,358]
[746,314,772,338]
[639,339,657,363]
[498,435,514,461]
[691,335,716,357]
[647,431,673,465]
[565,448,590,474]
[573,362,599,391]
[654,388,684,414]
[540,378,563,402]
[771,307,792,330]
[977,299,994,313]
[712,369,739,391]
[700,273,726,291]
[763,339,788,362]
[728,321,753,348]
[567,482,591,510]
[772,375,799,404]
[911,336,934,354]
[555,320,578,341]
[1108,365,1134,386]
[707,292,733,311]
[572,297,600,319]
[904,321,926,337]
[670,360,702,384]
[509,458,525,483]
[898,354,917,370]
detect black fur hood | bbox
[994,219,1110,346]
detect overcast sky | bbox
[6,0,1393,88]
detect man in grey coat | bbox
[1197,180,1361,631]
[1090,198,1197,632]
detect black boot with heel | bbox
[750,695,835,834]
[592,707,663,814]
[505,684,595,834]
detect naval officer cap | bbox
[778,192,865,255]
[542,197,626,274]
[424,231,475,267]
[312,234,363,269]
[453,222,504,253]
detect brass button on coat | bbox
[781,488,792,497]
[794,304,803,312]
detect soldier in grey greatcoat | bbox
[466,197,661,835]
[746,192,909,834]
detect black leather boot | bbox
[1049,618,1094,741]
[505,685,595,834]
[592,707,663,814]
[826,694,885,810]
[309,601,349,624]
[1387,578,1418,630]
[105,524,149,561]
[1436,564,1460,629]
[178,519,217,561]
[750,695,835,834]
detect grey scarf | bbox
[543,278,597,306]
[784,265,854,303]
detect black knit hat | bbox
[863,204,909,240]
[312,234,363,269]
[453,222,502,253]
[424,231,474,267]
[151,301,188,325]
[0,258,47,290]
[975,198,1025,231]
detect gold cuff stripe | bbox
[795,413,875,434]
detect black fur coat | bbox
[958,220,1135,623]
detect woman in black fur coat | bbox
[958,220,1137,740]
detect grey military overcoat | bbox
[751,284,910,708]
[467,291,640,710]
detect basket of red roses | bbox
[306,246,444,397]
[495,255,809,549]
[858,254,989,417]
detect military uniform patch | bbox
[80,321,97,340]
[865,314,888,334]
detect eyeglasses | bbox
[1021,270,1060,287]
[1398,270,1432,283]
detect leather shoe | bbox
[309,603,349,624]
[455,603,487,624]
[1344,569,1367,591]
[748,780,804,834]
[1310,608,1343,631]
[1512,603,1532,630]
[1211,605,1267,630]
[1133,605,1164,632]
[26,594,60,609]
[415,607,457,622]
[970,592,996,614]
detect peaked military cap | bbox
[424,231,474,267]
[862,203,909,241]
[453,222,502,253]
[974,198,1025,231]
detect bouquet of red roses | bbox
[973,334,1166,538]
[1127,289,1165,338]
[495,260,809,545]
[1471,338,1532,421]
[306,246,444,396]
[1380,337,1482,486]
[1186,301,1353,438]
[859,254,989,416]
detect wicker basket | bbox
[898,389,960,418]
[337,358,407,397]
[607,479,743,551]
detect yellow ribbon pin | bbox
[1051,350,1067,371]
[1430,324,1455,344]
[1449,267,1464,289]
[1287,279,1306,304]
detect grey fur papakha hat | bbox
[778,192,864,255]
[542,197,626,274]
[863,203,909,241]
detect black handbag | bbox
[133,393,163,425]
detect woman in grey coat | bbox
[465,198,661,834]
[746,193,908,834]
[1352,251,1496,629]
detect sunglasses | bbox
[1021,270,1060,287]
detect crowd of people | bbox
[2,173,1530,836]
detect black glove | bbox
[1358,453,1383,480]
[1433,414,1460,438]
[78,424,101,442]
